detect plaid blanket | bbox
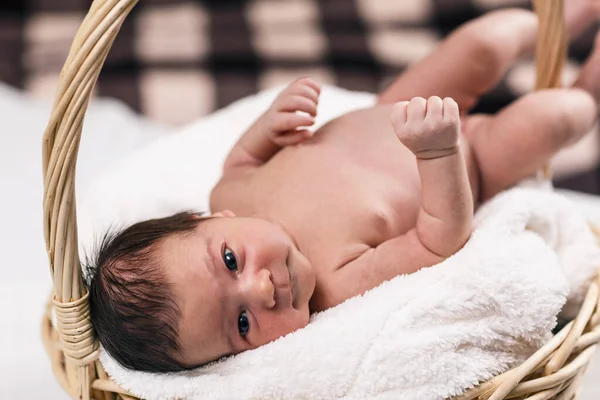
[0,0,598,193]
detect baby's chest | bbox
[255,146,422,267]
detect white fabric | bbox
[99,188,599,400]
[76,84,600,400]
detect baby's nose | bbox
[245,269,276,309]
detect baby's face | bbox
[161,214,316,367]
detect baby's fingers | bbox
[286,78,320,103]
[272,130,312,146]
[272,113,314,132]
[294,77,320,95]
[278,95,318,116]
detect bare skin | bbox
[163,6,600,368]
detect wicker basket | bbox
[40,0,600,399]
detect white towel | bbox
[100,187,600,400]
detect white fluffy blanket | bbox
[99,187,600,400]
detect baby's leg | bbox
[378,9,538,110]
[465,88,597,200]
[468,31,600,200]
[572,32,600,99]
[379,2,598,112]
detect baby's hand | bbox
[391,96,460,159]
[264,77,320,146]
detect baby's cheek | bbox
[255,311,306,345]
[280,309,310,336]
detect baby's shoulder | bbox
[209,170,258,214]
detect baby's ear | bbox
[211,209,236,218]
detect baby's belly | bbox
[254,106,423,259]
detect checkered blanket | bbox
[0,0,598,192]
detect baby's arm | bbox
[393,96,473,257]
[316,97,473,306]
[223,78,320,173]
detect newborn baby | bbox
[89,6,600,373]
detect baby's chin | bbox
[298,309,311,328]
[289,251,317,310]
[275,308,312,341]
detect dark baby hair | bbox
[86,211,204,373]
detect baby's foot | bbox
[391,96,461,159]
[565,0,600,39]
[573,30,600,102]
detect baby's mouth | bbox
[285,254,295,306]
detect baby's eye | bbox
[223,247,238,272]
[238,311,250,337]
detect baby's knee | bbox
[467,8,535,30]
[455,9,537,80]
[551,89,597,145]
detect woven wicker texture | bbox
[40,0,600,399]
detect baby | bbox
[89,6,600,373]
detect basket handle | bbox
[42,1,138,398]
[533,0,567,179]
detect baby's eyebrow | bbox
[206,243,226,285]
[206,239,218,274]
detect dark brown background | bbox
[1,0,598,193]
